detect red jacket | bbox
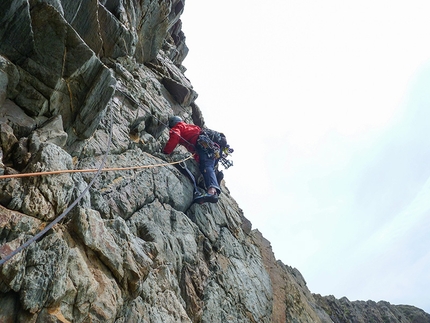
[163,121,201,160]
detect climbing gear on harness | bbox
[201,129,226,148]
[219,146,234,169]
[222,146,234,155]
[197,129,230,159]
[220,157,233,169]
[197,133,221,159]
[197,128,234,168]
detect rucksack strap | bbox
[197,132,221,159]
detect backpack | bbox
[197,128,227,159]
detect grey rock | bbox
[73,207,124,277]
[63,246,100,322]
[314,295,430,323]
[0,100,36,138]
[0,291,18,323]
[0,122,18,163]
[0,0,34,64]
[29,115,68,153]
[0,56,19,104]
[251,229,333,323]
[0,206,43,294]
[20,143,75,221]
[11,137,31,170]
[1,1,116,144]
[201,227,273,323]
[0,1,428,322]
[133,0,171,63]
[20,232,69,313]
[162,77,197,107]
[0,148,4,173]
[62,0,104,56]
[98,4,136,59]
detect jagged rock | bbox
[251,229,333,323]
[162,77,197,107]
[19,143,75,221]
[0,206,43,294]
[0,122,18,164]
[77,149,195,218]
[0,0,34,64]
[29,115,68,152]
[133,0,171,63]
[0,68,8,107]
[20,232,69,313]
[98,3,136,59]
[62,0,103,55]
[0,149,4,174]
[72,207,152,297]
[0,100,36,139]
[200,227,273,323]
[11,137,31,170]
[0,292,17,323]
[0,0,116,144]
[0,1,429,323]
[0,56,19,102]
[314,295,430,323]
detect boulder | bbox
[20,143,75,221]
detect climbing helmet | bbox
[168,116,182,128]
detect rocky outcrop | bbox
[0,1,429,322]
[314,295,430,323]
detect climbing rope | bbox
[0,87,196,266]
[0,104,115,266]
[0,154,194,180]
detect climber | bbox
[163,116,229,204]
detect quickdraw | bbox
[219,146,234,169]
[220,157,233,169]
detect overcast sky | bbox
[181,0,430,313]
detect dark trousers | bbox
[197,145,221,194]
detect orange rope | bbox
[0,154,194,179]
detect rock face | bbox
[0,1,428,322]
[314,295,430,323]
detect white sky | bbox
[181,0,430,313]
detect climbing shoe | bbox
[193,193,219,204]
